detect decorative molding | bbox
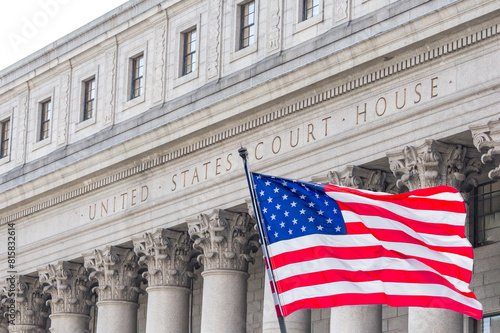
[104,46,117,125]
[38,261,93,315]
[15,93,28,166]
[153,24,167,103]
[1,23,498,225]
[267,0,281,53]
[207,0,222,79]
[470,119,500,179]
[387,140,483,192]
[187,209,259,272]
[133,229,197,288]
[1,276,49,330]
[83,246,143,303]
[334,0,349,22]
[57,72,71,146]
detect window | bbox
[303,0,319,21]
[1,119,9,158]
[240,1,255,49]
[475,182,500,246]
[40,100,51,141]
[131,54,144,99]
[83,77,96,121]
[182,29,197,76]
[479,314,500,332]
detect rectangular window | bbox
[182,29,197,76]
[303,0,319,21]
[40,100,51,141]
[131,55,144,99]
[0,119,10,158]
[475,182,500,246]
[480,314,500,332]
[83,78,96,121]
[240,1,255,49]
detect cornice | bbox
[0,20,498,225]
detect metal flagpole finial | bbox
[238,145,248,160]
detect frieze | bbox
[1,23,498,225]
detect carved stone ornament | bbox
[187,209,260,272]
[387,139,483,192]
[38,261,93,315]
[83,246,143,303]
[311,165,398,193]
[470,119,500,179]
[0,276,49,332]
[0,282,9,333]
[133,229,198,288]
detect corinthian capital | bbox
[387,139,482,192]
[133,229,197,288]
[38,261,93,315]
[83,246,143,303]
[187,209,260,272]
[470,119,500,179]
[0,276,49,330]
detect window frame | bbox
[302,0,320,21]
[293,0,323,34]
[83,77,96,121]
[473,181,500,247]
[130,54,145,100]
[0,118,10,159]
[39,99,52,142]
[239,0,256,50]
[182,28,197,76]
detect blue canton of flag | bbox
[252,173,346,244]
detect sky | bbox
[0,0,129,71]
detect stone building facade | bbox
[0,0,499,332]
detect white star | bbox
[260,190,265,196]
[300,195,306,200]
[282,181,288,186]
[326,218,333,224]
[291,201,297,208]
[301,226,306,232]
[280,221,285,228]
[276,204,281,210]
[292,218,298,225]
[333,208,338,214]
[291,188,297,193]
[284,211,289,217]
[299,209,306,215]
[317,225,324,231]
[274,232,279,238]
[335,226,341,232]
[267,197,273,203]
[256,175,262,179]
[324,200,329,206]
[282,194,288,200]
[265,181,271,186]
[267,225,271,231]
[288,229,293,235]
[263,207,268,214]
[318,210,324,216]
[315,193,320,198]
[308,202,315,208]
[308,216,315,222]
[271,214,276,220]
[274,187,280,193]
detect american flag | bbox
[252,172,483,320]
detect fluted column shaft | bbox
[188,209,259,333]
[83,246,142,333]
[388,140,482,333]
[133,229,197,333]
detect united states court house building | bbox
[0,0,499,332]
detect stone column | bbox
[187,209,259,333]
[471,119,500,180]
[0,284,10,333]
[83,246,142,333]
[133,229,197,333]
[38,261,93,333]
[1,276,50,333]
[324,166,389,333]
[388,140,482,333]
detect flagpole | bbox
[238,146,288,333]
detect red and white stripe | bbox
[267,185,483,319]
